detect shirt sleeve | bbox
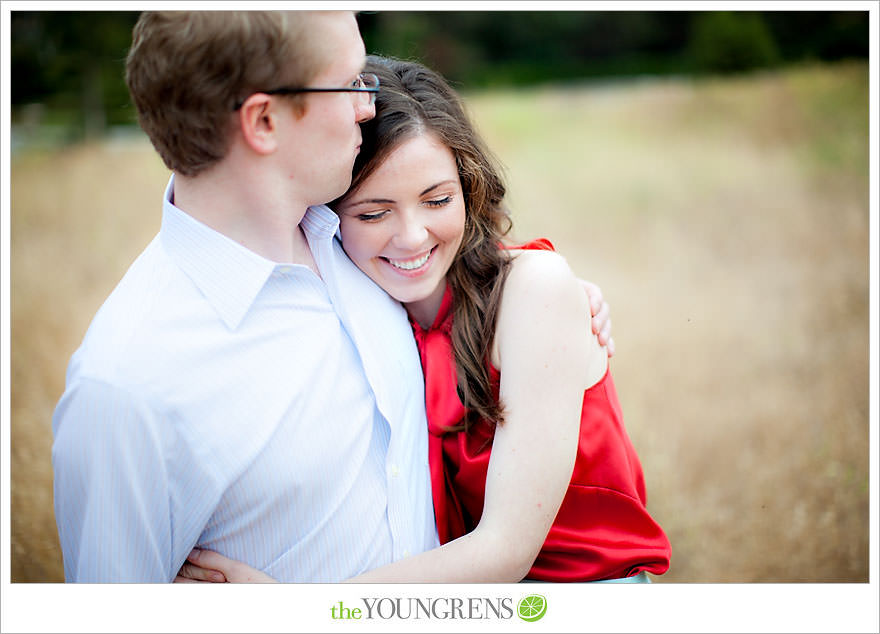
[51,377,177,582]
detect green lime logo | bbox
[517,594,547,622]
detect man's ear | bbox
[237,94,279,155]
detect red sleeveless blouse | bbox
[410,239,671,581]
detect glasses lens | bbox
[361,73,379,105]
[361,73,379,89]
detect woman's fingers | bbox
[177,560,227,582]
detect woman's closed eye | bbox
[356,209,390,222]
[424,195,453,208]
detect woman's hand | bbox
[581,279,615,357]
[174,548,278,583]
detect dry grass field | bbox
[9,61,870,583]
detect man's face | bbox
[285,12,375,207]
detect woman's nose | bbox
[394,215,429,249]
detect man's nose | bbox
[355,99,375,123]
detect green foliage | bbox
[12,11,140,133]
[359,11,694,87]
[764,11,869,61]
[9,10,869,146]
[688,12,780,74]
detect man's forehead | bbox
[306,14,366,79]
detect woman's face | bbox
[336,132,466,324]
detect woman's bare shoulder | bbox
[493,245,603,386]
[504,248,579,297]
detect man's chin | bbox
[322,178,355,208]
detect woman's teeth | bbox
[388,251,431,270]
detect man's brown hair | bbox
[125,11,328,176]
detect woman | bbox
[180,56,670,583]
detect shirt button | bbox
[390,465,400,478]
[277,265,294,274]
[403,550,411,558]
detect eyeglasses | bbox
[234,72,380,110]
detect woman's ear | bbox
[237,93,279,155]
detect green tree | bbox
[11,11,140,135]
[688,11,780,74]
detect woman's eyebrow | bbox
[344,197,396,207]
[420,180,457,196]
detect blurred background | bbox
[8,10,871,583]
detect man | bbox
[53,10,440,582]
[52,10,612,582]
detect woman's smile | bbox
[383,246,437,275]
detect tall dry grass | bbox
[9,62,870,582]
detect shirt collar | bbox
[301,203,342,242]
[159,175,278,330]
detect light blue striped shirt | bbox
[52,176,438,582]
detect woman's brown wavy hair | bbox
[334,55,513,428]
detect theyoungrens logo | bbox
[329,594,547,622]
